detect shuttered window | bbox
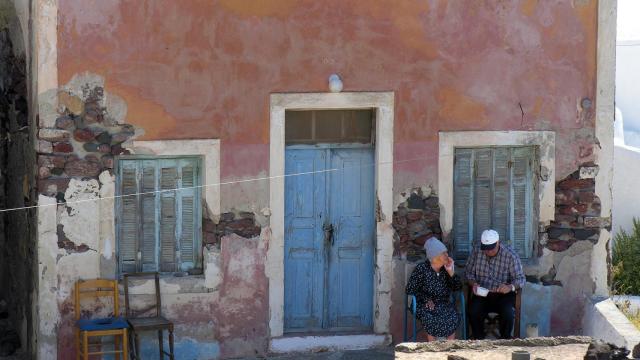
[453,147,536,260]
[116,157,202,274]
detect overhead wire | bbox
[0,153,430,214]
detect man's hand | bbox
[495,284,512,294]
[425,300,435,311]
[472,283,479,296]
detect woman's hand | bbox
[444,256,455,276]
[425,300,435,311]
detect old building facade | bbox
[0,0,618,359]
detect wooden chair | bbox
[123,272,175,360]
[464,285,522,339]
[74,279,129,360]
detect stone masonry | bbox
[392,189,442,262]
[37,84,136,252]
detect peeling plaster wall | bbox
[31,0,612,357]
[55,0,598,208]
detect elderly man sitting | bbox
[465,229,525,339]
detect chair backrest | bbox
[123,272,161,318]
[74,279,119,320]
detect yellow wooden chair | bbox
[74,279,129,360]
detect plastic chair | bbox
[74,279,129,360]
[403,291,466,342]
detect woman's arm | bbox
[406,264,428,304]
[446,273,463,291]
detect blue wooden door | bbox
[327,148,375,330]
[284,149,326,331]
[284,147,374,333]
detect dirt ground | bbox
[395,336,593,360]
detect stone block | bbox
[55,115,75,129]
[577,192,596,204]
[38,166,51,179]
[579,166,599,179]
[58,91,84,115]
[98,143,112,154]
[583,217,612,228]
[546,239,575,252]
[558,178,594,190]
[574,229,599,240]
[220,212,235,222]
[38,128,70,142]
[95,131,112,144]
[83,142,99,152]
[38,155,67,168]
[37,178,70,195]
[65,159,102,177]
[37,140,52,154]
[53,142,73,153]
[73,128,95,142]
[100,155,114,169]
[110,131,134,144]
[407,210,423,222]
[548,227,574,241]
[408,220,426,234]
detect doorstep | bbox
[269,333,391,353]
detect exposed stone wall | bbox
[203,212,261,247]
[0,26,36,356]
[36,82,137,251]
[545,166,605,253]
[392,188,442,262]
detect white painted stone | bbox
[583,297,640,349]
[270,334,390,353]
[38,128,69,142]
[37,140,52,153]
[59,178,100,249]
[438,131,556,238]
[204,246,222,290]
[131,139,220,218]
[593,0,616,298]
[98,171,116,264]
[579,166,599,179]
[269,92,394,337]
[37,195,61,360]
[104,91,127,124]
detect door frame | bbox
[269,92,394,338]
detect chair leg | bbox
[135,332,141,360]
[158,330,164,359]
[168,327,175,360]
[75,329,80,360]
[122,330,129,360]
[115,334,121,360]
[82,332,89,360]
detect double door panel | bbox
[284,147,374,333]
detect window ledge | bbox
[120,274,214,295]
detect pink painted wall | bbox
[57,0,598,208]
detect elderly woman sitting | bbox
[406,237,462,341]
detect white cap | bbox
[480,229,499,250]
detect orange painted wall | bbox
[58,0,598,204]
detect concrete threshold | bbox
[269,333,391,353]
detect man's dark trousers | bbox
[469,292,516,339]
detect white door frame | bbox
[268,92,394,339]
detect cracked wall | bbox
[31,0,610,357]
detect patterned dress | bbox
[406,262,462,338]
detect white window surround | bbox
[130,139,221,218]
[438,131,555,240]
[269,92,394,342]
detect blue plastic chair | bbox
[403,291,466,342]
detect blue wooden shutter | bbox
[473,149,493,246]
[141,160,159,271]
[119,161,140,273]
[492,148,510,242]
[510,148,533,258]
[159,160,178,272]
[177,158,201,271]
[453,149,473,259]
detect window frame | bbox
[452,145,539,260]
[115,154,204,275]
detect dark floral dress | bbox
[406,262,462,338]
